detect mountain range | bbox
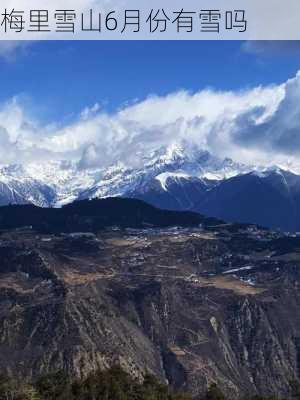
[1,144,299,232]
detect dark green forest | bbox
[0,366,299,400]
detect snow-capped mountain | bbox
[0,144,250,207]
[0,164,56,207]
[0,143,300,231]
[78,144,253,201]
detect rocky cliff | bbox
[0,223,300,399]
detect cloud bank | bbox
[2,71,300,171]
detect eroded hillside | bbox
[0,223,300,398]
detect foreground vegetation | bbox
[0,366,299,400]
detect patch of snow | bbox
[223,266,254,274]
[155,172,190,190]
[240,277,256,286]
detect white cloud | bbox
[2,71,300,170]
[0,41,31,61]
[232,72,300,158]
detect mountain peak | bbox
[0,145,299,233]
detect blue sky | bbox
[1,40,300,170]
[1,41,300,123]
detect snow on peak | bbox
[250,165,290,179]
[0,144,299,208]
[155,172,190,191]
